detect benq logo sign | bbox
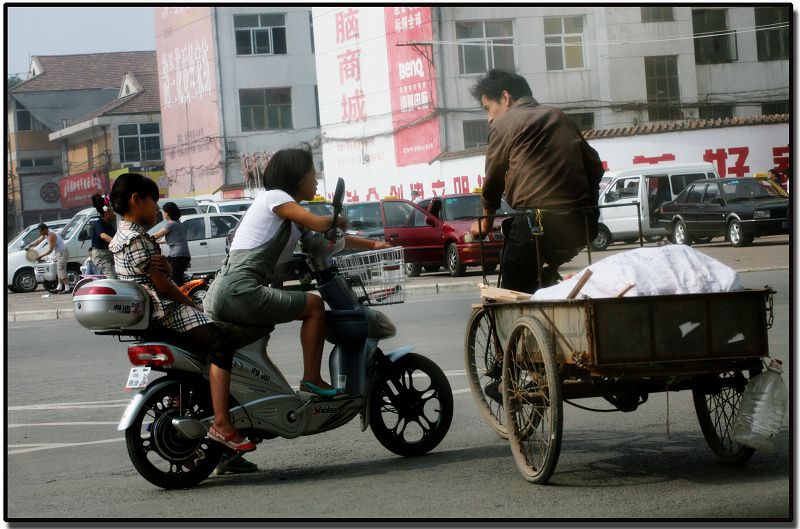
[399,58,425,80]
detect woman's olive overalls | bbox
[205,220,307,325]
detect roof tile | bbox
[9,51,156,93]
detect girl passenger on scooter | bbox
[204,143,390,397]
[108,173,257,454]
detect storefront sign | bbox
[59,170,106,208]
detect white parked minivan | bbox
[8,197,202,293]
[591,162,720,250]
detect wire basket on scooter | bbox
[333,247,406,305]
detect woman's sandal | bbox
[299,381,347,398]
[207,425,257,452]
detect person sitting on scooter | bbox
[108,173,257,454]
[204,143,390,397]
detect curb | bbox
[6,266,788,323]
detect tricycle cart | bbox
[465,286,775,484]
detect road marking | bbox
[8,399,131,411]
[8,437,123,455]
[8,422,120,428]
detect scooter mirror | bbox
[332,177,345,215]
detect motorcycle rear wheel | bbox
[370,353,453,457]
[125,379,223,489]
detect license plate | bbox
[125,367,151,390]
[36,275,44,282]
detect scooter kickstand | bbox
[289,399,314,421]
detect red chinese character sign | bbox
[60,170,106,209]
[384,7,440,167]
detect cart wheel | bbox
[464,308,507,439]
[692,369,760,465]
[502,315,562,484]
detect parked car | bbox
[592,162,720,250]
[659,177,789,247]
[342,201,384,243]
[149,213,241,274]
[7,220,69,254]
[380,193,514,277]
[199,198,254,213]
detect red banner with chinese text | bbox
[60,169,107,209]
[384,7,440,167]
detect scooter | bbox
[72,178,454,489]
[179,272,214,305]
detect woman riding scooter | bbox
[204,143,390,397]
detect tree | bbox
[8,75,23,89]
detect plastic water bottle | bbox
[731,358,788,452]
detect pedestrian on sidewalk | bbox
[90,194,118,279]
[26,223,71,294]
[151,202,191,286]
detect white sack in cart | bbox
[531,245,743,300]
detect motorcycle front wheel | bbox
[370,353,453,457]
[125,379,223,489]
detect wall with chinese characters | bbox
[313,7,443,204]
[431,123,790,202]
[155,7,223,198]
[314,121,788,203]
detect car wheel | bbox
[13,268,38,293]
[67,265,81,287]
[42,280,58,291]
[405,263,421,277]
[8,285,19,294]
[672,220,692,246]
[728,220,753,247]
[645,235,665,243]
[693,236,714,244]
[589,225,612,251]
[446,243,466,277]
[423,266,440,273]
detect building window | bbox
[699,105,733,120]
[462,120,489,149]
[240,88,293,131]
[118,122,162,163]
[234,14,287,56]
[18,157,54,168]
[692,9,737,64]
[566,112,594,132]
[755,7,790,61]
[641,7,673,23]
[644,56,682,121]
[456,20,514,75]
[762,101,789,116]
[16,104,46,132]
[544,16,585,71]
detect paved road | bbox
[5,269,791,519]
[6,235,790,321]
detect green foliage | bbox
[7,75,23,89]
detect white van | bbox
[592,162,720,250]
[7,197,202,293]
[199,198,254,213]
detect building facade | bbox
[311,6,790,202]
[154,6,320,199]
[6,51,160,236]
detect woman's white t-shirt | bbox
[230,189,300,264]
